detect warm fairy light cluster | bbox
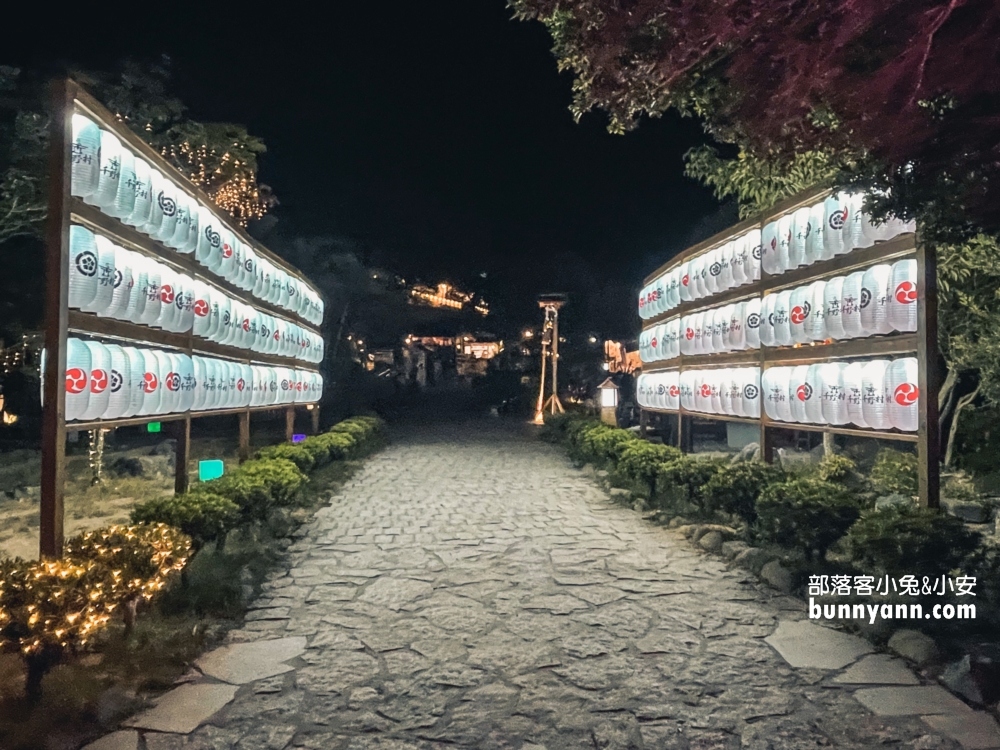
[409,282,489,316]
[163,141,270,227]
[0,524,190,657]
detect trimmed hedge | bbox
[701,462,786,525]
[255,442,316,473]
[756,477,861,561]
[615,441,683,496]
[132,491,240,550]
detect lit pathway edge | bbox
[86,421,997,749]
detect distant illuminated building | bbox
[409,282,489,316]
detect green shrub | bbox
[702,461,786,525]
[844,504,981,579]
[255,442,316,473]
[871,448,919,497]
[564,419,604,462]
[756,478,861,560]
[131,491,240,549]
[815,454,857,484]
[575,425,641,467]
[539,412,584,443]
[315,431,359,460]
[329,417,384,455]
[654,457,725,516]
[298,436,332,467]
[615,441,683,496]
[209,458,307,521]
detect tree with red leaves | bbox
[512,0,1000,236]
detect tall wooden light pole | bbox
[533,294,567,424]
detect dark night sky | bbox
[6,1,731,337]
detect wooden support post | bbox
[639,409,648,438]
[310,406,320,435]
[285,406,295,442]
[174,416,191,495]
[916,238,940,508]
[760,422,774,464]
[677,412,684,450]
[238,410,250,462]
[39,79,73,560]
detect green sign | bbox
[147,422,161,433]
[199,459,225,482]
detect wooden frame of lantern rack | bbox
[637,187,940,509]
[40,79,326,559]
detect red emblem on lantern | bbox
[669,385,680,397]
[685,328,694,340]
[796,384,812,402]
[222,243,233,259]
[166,372,180,392]
[66,367,88,394]
[700,384,712,398]
[894,281,917,304]
[142,372,158,393]
[90,369,108,394]
[894,383,919,406]
[237,378,245,391]
[160,284,175,304]
[193,299,210,317]
[790,306,807,325]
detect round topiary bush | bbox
[701,461,786,525]
[615,441,683,496]
[654,457,726,516]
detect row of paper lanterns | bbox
[762,358,918,432]
[69,225,323,363]
[639,259,918,363]
[636,357,918,432]
[637,368,761,419]
[639,192,915,320]
[62,338,322,422]
[70,114,323,326]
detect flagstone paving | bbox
[86,420,1000,750]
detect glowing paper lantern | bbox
[806,202,826,264]
[125,157,153,228]
[81,236,116,314]
[721,369,738,416]
[142,169,165,237]
[728,301,746,350]
[710,307,727,352]
[822,277,846,340]
[704,248,721,295]
[842,362,867,428]
[666,269,681,309]
[638,286,650,319]
[692,312,707,354]
[182,194,200,254]
[158,352,180,414]
[176,277,195,333]
[821,362,848,425]
[761,220,781,275]
[175,354,194,412]
[230,239,245,286]
[743,297,762,349]
[741,368,761,419]
[235,364,251,408]
[759,294,777,347]
[663,370,680,411]
[68,225,99,310]
[196,205,223,270]
[121,346,145,418]
[745,229,762,282]
[64,338,92,422]
[212,294,231,344]
[861,359,891,430]
[192,281,213,338]
[166,190,194,251]
[805,280,828,342]
[85,130,123,210]
[823,193,849,257]
[693,371,711,414]
[155,267,179,331]
[730,236,747,287]
[688,256,705,299]
[776,213,793,273]
[678,261,692,302]
[789,365,811,423]
[240,246,258,292]
[886,357,919,432]
[70,114,101,198]
[655,324,668,361]
[219,228,238,281]
[680,316,693,356]
[772,290,793,346]
[788,285,812,345]
[191,356,207,411]
[100,243,134,320]
[763,367,792,422]
[109,147,137,219]
[860,264,893,335]
[789,207,811,270]
[78,341,111,421]
[668,317,681,360]
[842,192,872,251]
[888,259,918,332]
[801,364,826,424]
[678,371,695,411]
[841,272,866,338]
[154,177,179,245]
[203,358,220,410]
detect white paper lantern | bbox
[81,236,116,314]
[789,365,811,423]
[219,228,238,280]
[68,225,99,310]
[679,371,696,411]
[888,259,918,333]
[157,353,179,414]
[687,256,704,299]
[860,264,893,335]
[759,294,777,347]
[211,294,230,344]
[821,276,846,340]
[886,357,919,432]
[100,243,134,320]
[176,354,194,412]
[761,220,781,275]
[202,358,219,410]
[806,202,826,264]
[192,281,213,338]
[667,269,681,309]
[196,205,223,270]
[841,271,866,338]
[155,267,179,331]
[842,362,868,428]
[788,285,812,345]
[230,240,245,286]
[804,280,828,342]
[638,286,650,319]
[823,193,849,257]
[663,370,680,411]
[70,114,101,198]
[123,157,152,228]
[861,359,891,430]
[704,248,721,295]
[802,364,826,424]
[76,341,110,421]
[234,364,250,408]
[692,312,707,354]
[678,261,693,302]
[655,324,668,361]
[680,316,693,356]
[121,346,145,418]
[141,168,163,235]
[741,368,761,418]
[762,367,791,422]
[84,130,123,210]
[64,338,92,421]
[745,229,762,282]
[214,361,230,409]
[772,290,793,346]
[191,356,207,412]
[182,194,200,254]
[776,214,793,274]
[109,148,137,220]
[668,317,682,360]
[789,207,811,270]
[709,307,725,352]
[166,190,193,250]
[154,178,180,245]
[278,269,292,309]
[842,192,872,251]
[693,372,711,414]
[743,297,762,350]
[240,246,258,292]
[722,370,739,416]
[177,278,195,333]
[248,365,263,408]
[730,236,747,287]
[821,362,849,425]
[728,301,746,350]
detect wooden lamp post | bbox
[533,294,567,424]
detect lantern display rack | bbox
[39,80,329,558]
[636,186,938,507]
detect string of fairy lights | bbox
[162,141,270,226]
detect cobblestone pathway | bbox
[105,421,991,750]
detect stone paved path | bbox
[98,420,998,750]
